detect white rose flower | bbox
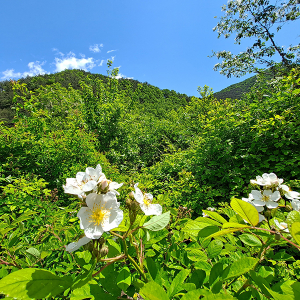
[242,193,264,213]
[250,173,283,188]
[100,179,123,196]
[66,236,92,253]
[133,183,162,216]
[274,219,289,233]
[77,192,123,239]
[251,190,281,209]
[63,164,105,198]
[279,184,300,200]
[291,199,300,211]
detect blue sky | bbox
[0,0,299,96]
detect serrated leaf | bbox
[145,257,158,280]
[140,281,169,300]
[0,268,72,299]
[107,239,121,258]
[286,211,300,227]
[207,239,223,259]
[183,220,212,240]
[181,289,203,300]
[198,225,219,238]
[222,222,250,229]
[239,233,262,247]
[223,257,258,280]
[230,198,259,226]
[10,211,37,226]
[194,217,222,226]
[143,211,170,231]
[26,248,40,258]
[116,267,131,292]
[203,228,241,242]
[70,283,115,300]
[186,247,208,262]
[291,222,300,245]
[168,269,190,298]
[202,211,227,224]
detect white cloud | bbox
[99,59,106,66]
[54,52,95,72]
[1,69,21,80]
[107,49,117,53]
[1,61,47,80]
[89,44,103,53]
[114,72,133,79]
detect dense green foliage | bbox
[0,65,299,299]
[0,69,191,125]
[1,67,300,212]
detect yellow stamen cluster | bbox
[143,196,151,207]
[90,204,111,226]
[262,195,270,202]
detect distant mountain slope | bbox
[0,69,192,125]
[214,75,257,100]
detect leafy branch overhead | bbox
[212,0,300,77]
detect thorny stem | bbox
[92,255,125,278]
[127,254,148,283]
[250,226,300,250]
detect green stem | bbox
[110,231,123,239]
[127,254,148,283]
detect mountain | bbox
[0,69,192,125]
[214,75,257,100]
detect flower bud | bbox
[99,245,109,257]
[275,233,281,241]
[126,198,132,208]
[101,179,109,190]
[129,191,135,200]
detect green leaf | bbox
[140,281,169,300]
[202,211,227,224]
[230,198,259,226]
[143,211,170,231]
[189,270,206,289]
[116,267,131,292]
[186,247,208,262]
[145,257,158,280]
[194,261,212,272]
[168,269,190,298]
[10,211,37,226]
[291,222,300,245]
[70,282,115,300]
[0,268,72,299]
[286,211,300,227]
[222,223,250,229]
[75,251,92,268]
[98,263,121,297]
[223,257,258,280]
[200,290,237,299]
[183,220,212,240]
[26,247,40,258]
[203,228,241,242]
[198,226,219,238]
[239,233,262,247]
[209,262,224,286]
[107,239,121,258]
[194,217,222,226]
[207,239,223,259]
[181,289,203,300]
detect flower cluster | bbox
[242,172,300,231]
[64,164,162,252]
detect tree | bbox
[212,0,300,77]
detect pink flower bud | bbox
[101,179,109,190]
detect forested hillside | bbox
[0,69,192,126]
[1,67,299,213]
